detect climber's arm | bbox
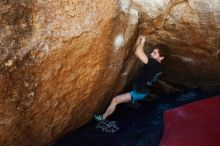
[135,36,149,64]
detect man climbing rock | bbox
[94,34,167,122]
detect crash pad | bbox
[160,95,220,146]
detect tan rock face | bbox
[0,0,140,145]
[133,0,220,88]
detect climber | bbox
[94,34,167,122]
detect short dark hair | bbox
[155,44,168,58]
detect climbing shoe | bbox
[94,114,105,122]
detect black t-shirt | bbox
[134,58,163,93]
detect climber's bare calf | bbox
[102,93,131,120]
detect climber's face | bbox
[150,48,164,62]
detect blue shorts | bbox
[129,87,149,104]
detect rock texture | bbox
[133,0,220,88]
[0,0,220,146]
[0,0,140,146]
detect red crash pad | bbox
[160,95,220,146]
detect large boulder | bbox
[133,0,220,88]
[0,0,140,145]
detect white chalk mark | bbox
[129,8,139,25]
[121,71,128,76]
[42,44,49,53]
[114,34,124,51]
[181,57,194,63]
[119,0,131,13]
[172,55,195,63]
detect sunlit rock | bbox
[0,0,139,145]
